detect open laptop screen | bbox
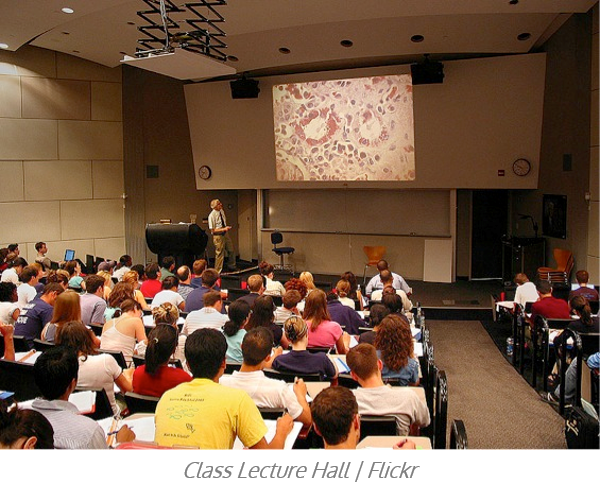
[64,249,75,262]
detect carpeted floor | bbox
[428,319,567,449]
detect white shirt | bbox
[366,272,411,296]
[183,306,229,335]
[220,370,303,420]
[151,289,184,309]
[353,385,430,436]
[0,268,19,285]
[263,278,286,297]
[208,208,227,233]
[514,281,539,308]
[77,354,123,416]
[370,289,413,312]
[17,284,37,308]
[113,266,130,281]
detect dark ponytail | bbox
[145,324,178,375]
[223,299,251,337]
[570,295,593,327]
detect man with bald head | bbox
[365,259,412,297]
[208,198,236,274]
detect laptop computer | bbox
[64,249,75,262]
[571,283,595,290]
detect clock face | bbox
[198,165,212,180]
[513,159,531,176]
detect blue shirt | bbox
[327,299,366,335]
[14,298,54,348]
[378,350,419,386]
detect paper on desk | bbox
[14,351,41,364]
[335,357,351,374]
[414,343,423,357]
[233,420,302,450]
[348,335,359,348]
[98,415,156,444]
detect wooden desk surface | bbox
[357,436,432,450]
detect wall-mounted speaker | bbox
[410,61,445,85]
[230,78,260,99]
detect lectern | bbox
[501,237,546,285]
[145,223,208,268]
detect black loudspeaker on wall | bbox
[230,78,260,99]
[411,60,445,85]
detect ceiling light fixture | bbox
[61,7,74,14]
[227,55,239,62]
[340,39,353,48]
[411,35,425,43]
[0,43,9,50]
[517,32,531,41]
[279,47,291,54]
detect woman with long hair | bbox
[0,400,54,449]
[258,261,286,297]
[46,270,70,291]
[335,279,356,309]
[299,272,317,293]
[272,315,337,380]
[302,289,348,354]
[104,281,136,321]
[122,270,149,310]
[340,271,364,310]
[64,261,84,290]
[244,295,288,348]
[222,299,251,363]
[56,321,133,415]
[132,324,191,397]
[100,298,147,365]
[96,270,113,300]
[374,314,419,385]
[358,303,390,345]
[41,290,82,343]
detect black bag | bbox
[565,406,599,449]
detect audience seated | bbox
[112,255,133,282]
[121,270,149,310]
[371,270,413,314]
[299,272,317,295]
[0,399,54,449]
[530,280,571,324]
[151,276,185,311]
[0,282,19,326]
[148,302,181,361]
[14,283,64,349]
[259,261,286,297]
[29,346,134,448]
[272,315,337,380]
[513,273,539,309]
[303,289,349,354]
[238,274,264,309]
[326,290,366,336]
[16,265,41,309]
[175,265,194,302]
[79,275,107,327]
[381,293,411,325]
[100,299,147,365]
[358,303,390,345]
[56,321,134,415]
[220,327,311,428]
[185,268,221,313]
[182,291,228,336]
[365,259,412,298]
[95,270,113,300]
[569,270,599,302]
[274,289,302,325]
[346,343,430,435]
[284,277,309,312]
[154,328,294,449]
[222,299,251,363]
[190,259,208,289]
[41,290,83,343]
[64,261,84,291]
[339,271,364,310]
[374,314,419,385]
[132,324,192,397]
[104,281,137,321]
[1,323,15,361]
[245,295,287,348]
[0,256,26,285]
[159,256,176,281]
[140,263,162,299]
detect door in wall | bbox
[471,190,508,279]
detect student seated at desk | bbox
[303,289,349,354]
[310,386,416,450]
[358,303,390,345]
[346,343,430,436]
[100,298,147,365]
[132,324,191,397]
[513,273,539,309]
[223,299,251,363]
[375,314,419,385]
[0,398,55,449]
[272,315,338,380]
[220,327,312,428]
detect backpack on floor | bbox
[565,406,599,449]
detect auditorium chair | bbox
[537,248,574,285]
[449,419,468,449]
[271,231,294,273]
[362,245,386,286]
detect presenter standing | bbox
[208,198,235,273]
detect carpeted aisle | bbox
[428,320,567,449]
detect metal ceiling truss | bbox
[135,0,228,61]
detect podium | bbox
[501,237,546,285]
[145,223,208,268]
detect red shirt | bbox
[140,279,162,298]
[530,296,570,323]
[132,364,192,398]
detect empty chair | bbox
[362,246,386,285]
[263,368,324,382]
[271,231,294,272]
[449,419,468,449]
[537,249,574,284]
[124,391,160,415]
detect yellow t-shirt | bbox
[154,378,268,449]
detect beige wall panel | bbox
[58,121,123,160]
[592,89,599,147]
[91,82,122,122]
[0,118,57,160]
[92,160,124,199]
[423,239,454,283]
[0,201,61,242]
[591,146,599,200]
[588,200,599,257]
[56,53,121,83]
[587,255,599,284]
[260,231,425,279]
[0,76,21,117]
[0,161,24,201]
[61,199,124,240]
[0,46,56,78]
[24,160,92,201]
[94,237,126,261]
[21,77,90,120]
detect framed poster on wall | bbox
[542,194,567,239]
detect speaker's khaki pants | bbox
[213,234,234,273]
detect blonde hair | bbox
[300,271,316,291]
[152,302,179,326]
[283,315,308,343]
[50,290,81,326]
[96,270,112,284]
[336,279,351,298]
[122,270,139,285]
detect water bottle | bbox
[416,303,422,328]
[420,309,425,330]
[506,337,514,356]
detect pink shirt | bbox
[307,320,343,349]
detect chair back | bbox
[124,391,160,414]
[32,339,55,351]
[547,318,575,330]
[359,415,397,440]
[306,346,333,354]
[75,388,113,421]
[258,407,286,420]
[553,248,573,272]
[589,300,599,315]
[579,332,600,359]
[449,419,468,449]
[263,368,323,382]
[271,231,283,246]
[89,324,103,337]
[13,335,31,352]
[433,369,448,449]
[225,361,242,374]
[363,246,386,264]
[336,374,359,389]
[0,359,41,402]
[99,349,127,369]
